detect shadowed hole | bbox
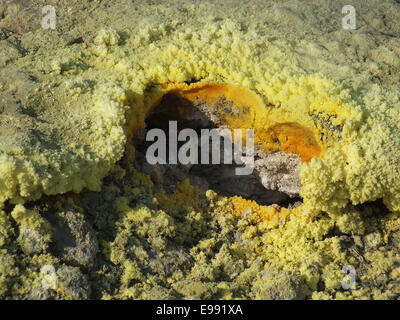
[132,92,303,208]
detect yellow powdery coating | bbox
[11,204,52,234]
[105,21,400,216]
[0,210,13,247]
[10,204,52,254]
[0,1,400,301]
[1,20,400,220]
[165,83,323,162]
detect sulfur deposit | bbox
[0,0,400,299]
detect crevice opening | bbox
[132,90,303,209]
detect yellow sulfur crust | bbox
[1,21,400,218]
[1,1,400,299]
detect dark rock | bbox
[56,266,91,299]
[49,208,98,268]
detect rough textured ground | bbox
[0,0,400,300]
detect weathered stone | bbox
[364,232,383,250]
[172,280,218,300]
[56,266,90,300]
[49,208,98,268]
[252,268,306,300]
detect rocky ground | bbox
[0,0,400,300]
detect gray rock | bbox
[147,286,176,300]
[148,248,193,278]
[363,232,383,251]
[56,266,90,300]
[49,208,98,268]
[255,151,302,198]
[375,273,388,286]
[18,228,45,255]
[172,280,218,299]
[252,268,306,300]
